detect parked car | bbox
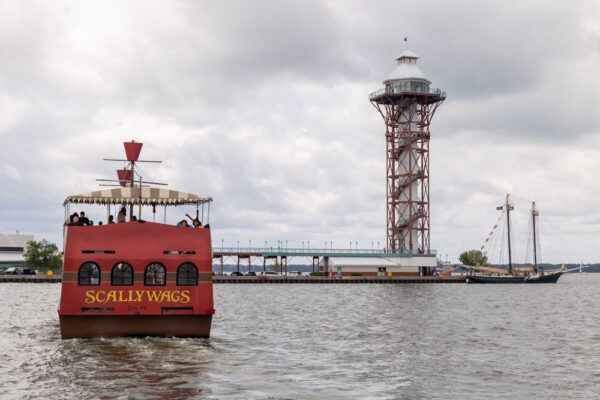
[288,271,303,276]
[230,271,244,276]
[260,270,279,276]
[21,269,36,275]
[3,267,19,274]
[246,271,257,276]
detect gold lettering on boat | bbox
[83,290,191,304]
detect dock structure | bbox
[0,273,464,284]
[0,274,61,283]
[213,275,465,283]
[212,247,438,277]
[1,248,444,282]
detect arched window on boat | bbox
[111,262,133,286]
[177,262,198,286]
[78,262,101,286]
[144,262,166,286]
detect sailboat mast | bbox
[506,194,512,274]
[532,202,538,274]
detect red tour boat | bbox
[58,141,214,339]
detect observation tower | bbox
[370,48,445,255]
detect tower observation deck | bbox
[370,49,445,256]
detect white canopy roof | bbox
[64,187,212,206]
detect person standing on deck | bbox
[117,207,127,223]
[79,212,90,226]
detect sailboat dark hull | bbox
[466,272,562,284]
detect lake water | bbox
[1,274,599,399]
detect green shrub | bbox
[351,273,362,276]
[309,272,324,276]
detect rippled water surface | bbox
[1,274,599,399]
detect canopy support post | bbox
[207,202,210,225]
[163,205,167,224]
[138,176,142,220]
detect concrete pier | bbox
[0,275,62,283]
[0,274,465,284]
[213,275,465,284]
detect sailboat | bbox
[466,194,565,284]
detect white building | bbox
[0,233,34,269]
[319,255,437,277]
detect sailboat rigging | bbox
[465,194,566,284]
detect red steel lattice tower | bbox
[370,49,445,254]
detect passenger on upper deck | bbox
[65,213,77,225]
[177,219,189,227]
[79,212,90,226]
[117,207,127,223]
[108,215,115,224]
[67,215,80,226]
[185,213,203,228]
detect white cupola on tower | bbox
[383,49,431,94]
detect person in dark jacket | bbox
[79,212,90,226]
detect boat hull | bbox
[524,273,562,283]
[466,273,562,283]
[58,222,214,339]
[466,273,562,284]
[466,275,525,284]
[59,314,212,339]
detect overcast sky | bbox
[1,0,599,264]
